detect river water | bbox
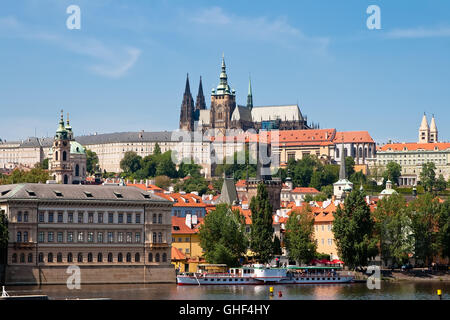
[5,281,450,300]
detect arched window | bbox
[55,151,59,161]
[126,253,131,262]
[77,253,83,263]
[75,164,80,177]
[67,253,73,263]
[118,253,123,262]
[63,151,67,161]
[57,253,62,263]
[162,253,167,263]
[88,253,93,263]
[20,253,25,263]
[152,214,157,223]
[48,253,53,263]
[148,253,153,262]
[135,253,140,262]
[364,148,368,157]
[23,231,28,242]
[158,214,162,224]
[17,232,22,242]
[152,232,157,243]
[98,253,103,263]
[158,232,163,243]
[28,253,33,263]
[12,253,17,263]
[359,147,363,157]
[155,253,160,262]
[108,253,113,263]
[39,252,44,263]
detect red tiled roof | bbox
[333,131,374,144]
[157,193,207,208]
[379,142,450,152]
[278,129,336,144]
[127,183,163,192]
[171,246,186,260]
[291,187,320,194]
[172,216,204,234]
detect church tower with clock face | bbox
[50,110,73,184]
[209,54,236,136]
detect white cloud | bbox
[386,26,450,39]
[0,15,141,79]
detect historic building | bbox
[0,183,174,285]
[179,55,311,135]
[48,112,87,184]
[374,113,450,186]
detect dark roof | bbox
[0,184,172,204]
[217,178,239,205]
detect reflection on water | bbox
[5,282,450,300]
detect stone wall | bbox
[5,264,176,285]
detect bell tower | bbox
[50,110,72,184]
[210,54,236,135]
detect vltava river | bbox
[5,282,450,300]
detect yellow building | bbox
[171,216,205,273]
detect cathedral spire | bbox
[339,136,346,180]
[247,75,253,109]
[184,73,191,95]
[215,54,232,95]
[195,76,206,111]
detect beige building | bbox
[0,183,175,285]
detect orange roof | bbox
[278,129,336,144]
[333,131,374,144]
[379,142,450,152]
[157,193,207,208]
[171,246,186,260]
[236,180,247,187]
[127,183,163,192]
[172,216,203,234]
[291,187,320,194]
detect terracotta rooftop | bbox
[171,216,204,234]
[379,142,450,152]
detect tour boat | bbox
[176,264,354,285]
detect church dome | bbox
[70,141,86,155]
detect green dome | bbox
[70,141,86,155]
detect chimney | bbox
[133,179,136,184]
[185,214,192,229]
[145,179,149,187]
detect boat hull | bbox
[176,275,353,285]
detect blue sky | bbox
[0,0,449,143]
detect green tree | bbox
[408,193,440,265]
[438,201,450,260]
[174,175,209,196]
[35,158,49,170]
[249,183,274,263]
[435,174,447,193]
[86,149,99,175]
[420,162,437,193]
[0,168,50,185]
[345,156,355,178]
[383,162,402,185]
[273,235,282,256]
[284,205,317,265]
[153,142,161,155]
[374,194,414,266]
[154,175,171,189]
[215,148,257,180]
[199,204,248,267]
[155,151,178,178]
[120,151,142,173]
[333,190,378,269]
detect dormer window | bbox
[1,189,11,196]
[26,190,36,197]
[84,191,93,198]
[54,191,63,197]
[114,192,123,199]
[142,193,150,199]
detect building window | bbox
[88,213,94,223]
[118,213,124,224]
[58,213,63,223]
[148,253,153,262]
[78,212,84,223]
[20,253,25,263]
[12,253,17,263]
[127,214,132,224]
[126,232,132,243]
[88,232,94,242]
[155,253,160,262]
[135,232,141,243]
[67,232,73,242]
[97,253,103,263]
[126,253,131,262]
[108,232,114,243]
[57,253,62,263]
[135,253,140,262]
[118,232,123,243]
[48,253,53,263]
[108,253,113,263]
[68,213,73,223]
[38,253,44,263]
[97,232,103,243]
[17,211,22,222]
[77,253,83,263]
[67,253,73,263]
[78,232,84,242]
[57,232,63,243]
[23,232,28,242]
[152,232,157,243]
[158,233,163,243]
[48,232,54,242]
[118,253,123,262]
[88,253,93,263]
[24,212,28,222]
[108,213,114,224]
[152,214,157,224]
[16,232,22,242]
[98,213,103,224]
[28,253,33,263]
[136,214,141,224]
[162,253,167,263]
[39,212,44,223]
[48,212,54,223]
[158,214,162,224]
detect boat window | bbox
[235,279,238,281]
[306,278,309,280]
[333,278,336,280]
[338,278,341,280]
[327,278,330,280]
[322,278,325,280]
[240,279,243,281]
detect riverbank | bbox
[354,269,450,282]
